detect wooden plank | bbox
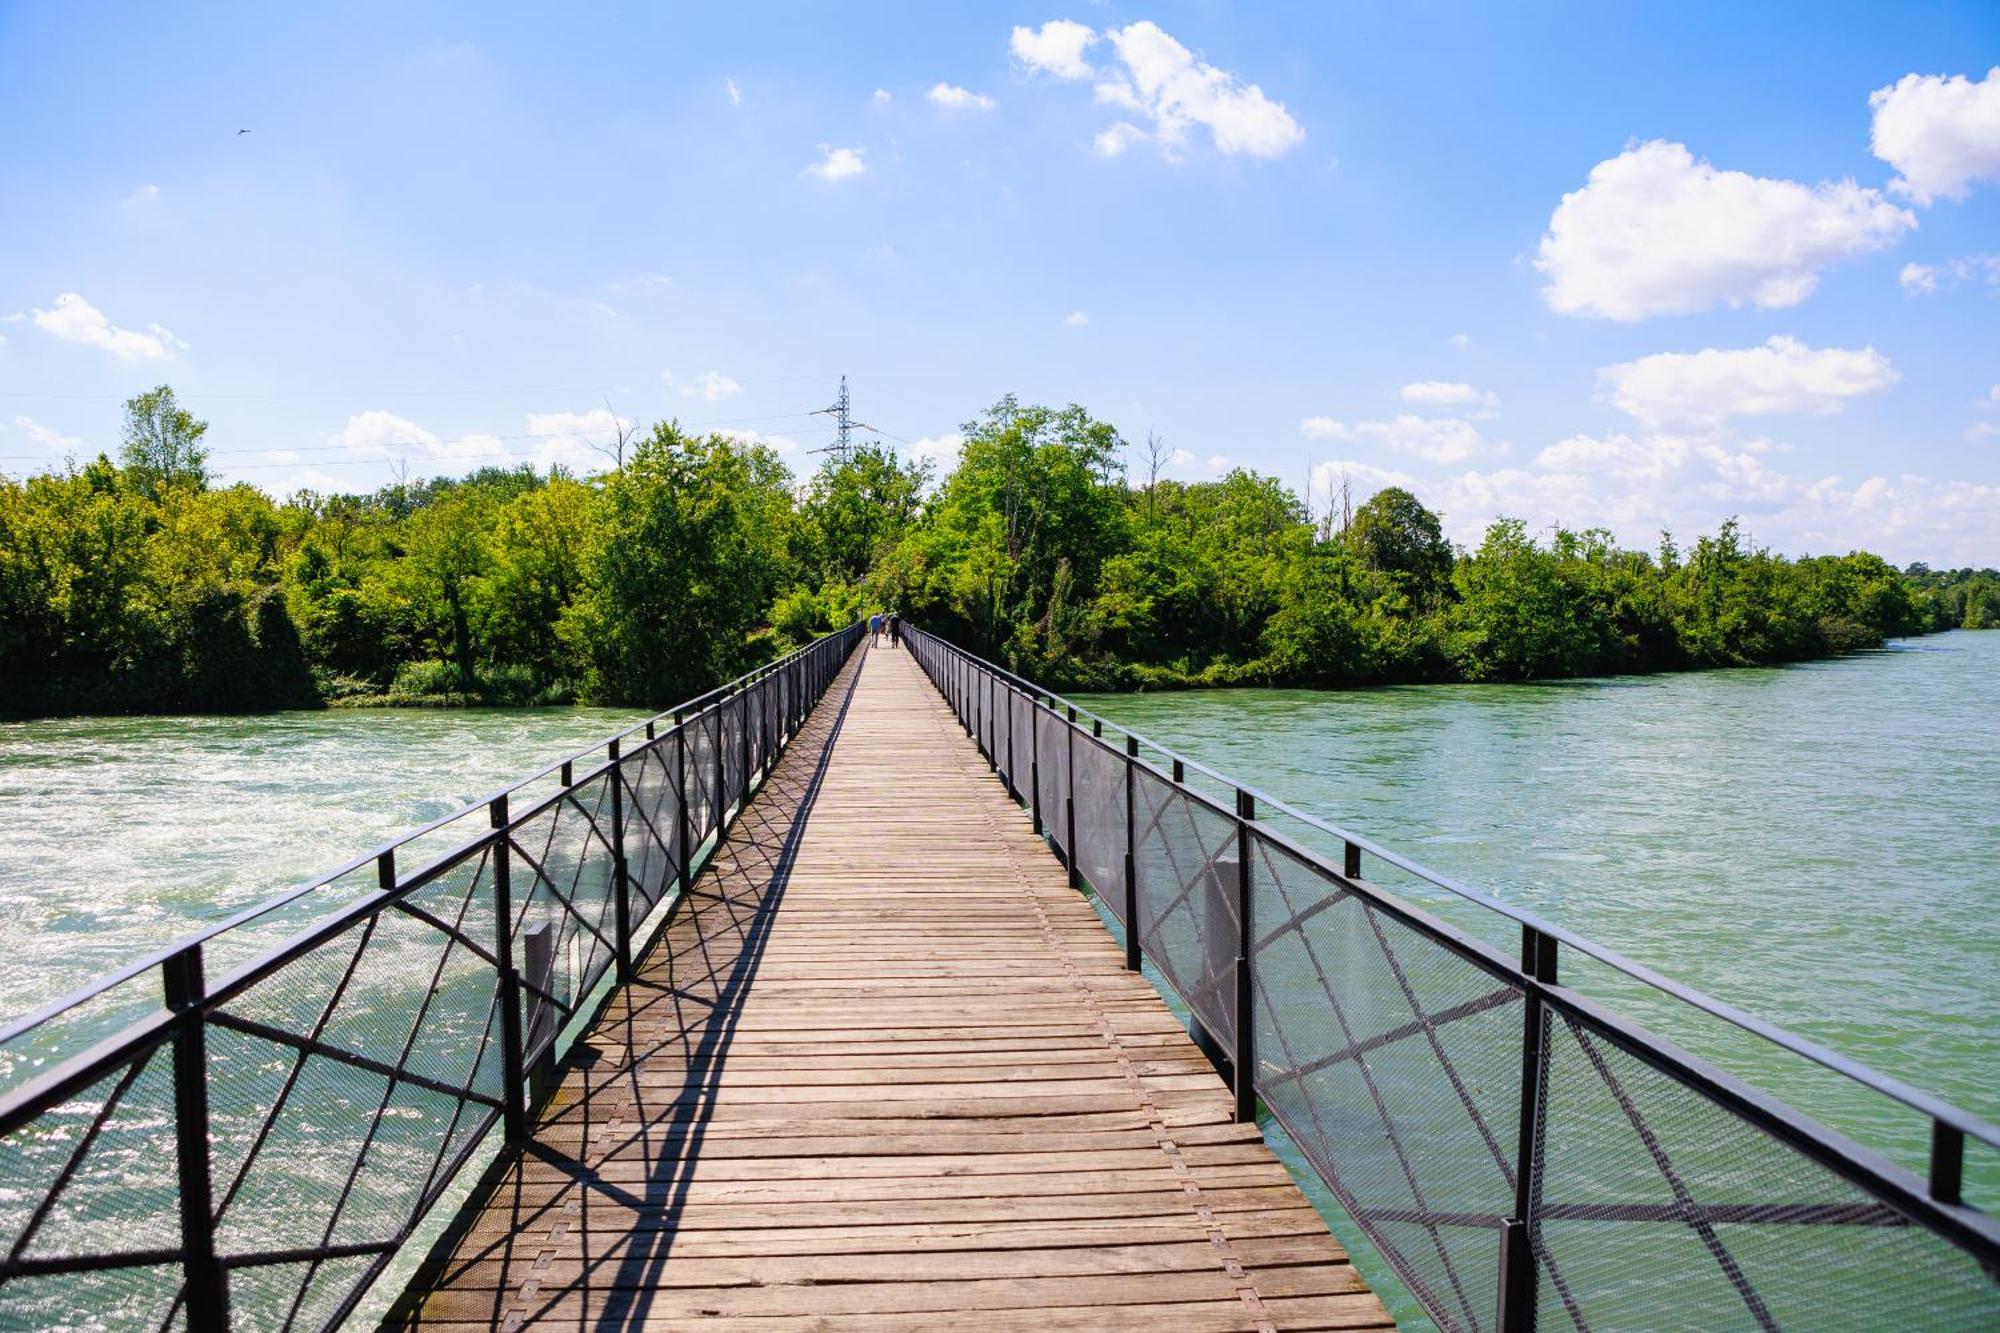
[390,644,1395,1331]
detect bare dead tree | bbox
[589,398,638,471]
[1142,430,1167,523]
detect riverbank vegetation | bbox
[1,387,1990,716]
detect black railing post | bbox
[490,793,528,1146]
[1931,1120,1966,1206]
[1065,705,1079,887]
[608,737,633,984]
[1124,735,1140,972]
[1172,757,1185,784]
[739,690,751,799]
[164,943,228,1328]
[1500,924,1557,1332]
[1344,840,1362,880]
[1498,1217,1532,1333]
[1233,787,1256,1124]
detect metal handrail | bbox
[0,622,865,1331]
[904,623,1998,1331]
[900,626,2000,1156]
[0,630,851,1054]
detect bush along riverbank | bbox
[3,386,1993,718]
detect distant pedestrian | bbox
[869,612,883,645]
[888,612,901,646]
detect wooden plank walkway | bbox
[392,643,1395,1331]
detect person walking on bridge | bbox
[887,611,901,646]
[869,611,883,645]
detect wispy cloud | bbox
[26,293,185,361]
[928,82,996,111]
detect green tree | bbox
[120,385,210,497]
[486,473,598,685]
[562,424,793,704]
[796,443,931,585]
[1348,486,1453,609]
[888,397,1125,675]
[401,490,494,688]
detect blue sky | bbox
[3,3,1997,562]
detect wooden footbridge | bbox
[3,625,1995,1333]
[392,644,1392,1330]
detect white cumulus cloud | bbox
[1535,140,1915,320]
[928,82,996,111]
[694,370,742,401]
[338,410,442,457]
[1300,414,1501,465]
[28,293,185,361]
[336,411,509,468]
[802,145,866,182]
[872,88,892,104]
[1870,68,2000,205]
[1063,309,1089,327]
[725,78,742,107]
[1094,21,1304,159]
[1400,381,1500,417]
[1010,20,1097,79]
[911,432,966,474]
[1597,337,1900,427]
[1900,261,1939,294]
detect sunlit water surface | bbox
[0,706,646,1024]
[2,638,1995,1328]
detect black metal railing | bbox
[904,626,2000,1333]
[0,623,863,1331]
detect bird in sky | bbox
[237,128,250,135]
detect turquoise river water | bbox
[0,634,1994,1327]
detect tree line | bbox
[1,386,1991,717]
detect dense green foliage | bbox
[1,388,1989,717]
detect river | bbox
[1,637,1994,1327]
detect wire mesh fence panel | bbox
[1010,690,1035,804]
[230,1253,381,1333]
[1071,733,1127,910]
[719,699,742,818]
[685,714,715,848]
[982,676,998,773]
[1531,1007,2000,1333]
[1038,708,1068,859]
[0,1045,184,1329]
[508,777,621,1027]
[1247,832,1524,1333]
[0,1261,186,1333]
[1130,766,1239,1052]
[897,632,2000,1333]
[208,865,508,1270]
[621,738,683,912]
[0,966,170,1101]
[0,627,866,1333]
